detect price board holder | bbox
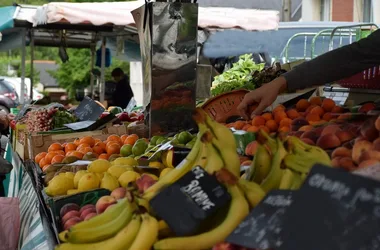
[279,164,380,250]
[226,190,295,249]
[74,96,105,121]
[150,166,231,236]
[172,146,191,167]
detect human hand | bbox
[237,76,287,120]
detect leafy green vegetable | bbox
[211,54,265,96]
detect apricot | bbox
[306,113,320,122]
[352,140,373,164]
[273,104,286,113]
[247,126,259,133]
[338,157,356,171]
[252,116,266,126]
[274,111,288,124]
[278,126,291,133]
[331,105,344,113]
[279,118,292,128]
[234,120,247,130]
[322,112,334,121]
[309,96,322,106]
[331,147,352,158]
[321,125,342,137]
[331,157,342,168]
[305,104,317,114]
[266,120,278,132]
[296,99,310,112]
[316,134,341,149]
[310,106,325,117]
[336,131,355,143]
[258,126,270,134]
[286,109,300,119]
[262,112,273,121]
[242,124,252,131]
[321,98,335,112]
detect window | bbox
[320,0,331,21]
[363,0,373,22]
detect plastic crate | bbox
[337,66,380,89]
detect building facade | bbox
[302,0,379,23]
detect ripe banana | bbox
[279,169,295,190]
[238,178,266,208]
[290,171,303,190]
[129,213,159,250]
[154,185,249,250]
[136,197,151,213]
[64,199,136,243]
[158,220,172,238]
[55,213,142,250]
[210,136,241,177]
[260,138,287,193]
[142,128,206,201]
[202,134,225,174]
[247,144,272,184]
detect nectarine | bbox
[358,159,380,169]
[321,125,342,137]
[316,134,341,149]
[360,117,379,142]
[60,203,80,218]
[331,147,352,158]
[64,217,83,230]
[61,210,81,225]
[352,140,373,164]
[110,187,127,200]
[96,196,117,214]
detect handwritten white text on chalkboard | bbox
[181,180,216,211]
[308,174,350,199]
[264,196,292,207]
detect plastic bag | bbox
[0,197,20,250]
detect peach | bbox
[375,116,380,131]
[110,187,127,200]
[241,160,252,166]
[64,217,83,230]
[79,204,96,214]
[313,126,324,137]
[342,140,354,149]
[336,131,355,143]
[301,138,315,146]
[84,213,98,221]
[358,102,376,113]
[298,125,314,132]
[360,118,379,142]
[245,141,259,156]
[291,117,309,126]
[321,125,342,137]
[352,140,373,164]
[358,159,380,169]
[338,157,356,171]
[61,210,81,225]
[301,131,318,143]
[80,207,97,220]
[358,150,380,163]
[331,147,352,158]
[331,157,342,168]
[316,134,341,149]
[96,196,117,214]
[59,203,80,218]
[372,138,380,151]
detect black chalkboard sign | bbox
[279,164,380,250]
[150,166,231,236]
[74,96,105,121]
[226,190,295,249]
[172,146,192,167]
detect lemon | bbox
[160,168,173,179]
[118,171,141,187]
[100,173,120,191]
[45,175,74,196]
[65,172,75,181]
[87,159,111,173]
[161,151,174,168]
[111,157,138,167]
[95,172,104,181]
[107,165,133,179]
[148,161,165,169]
[73,170,87,189]
[67,189,81,195]
[78,173,100,192]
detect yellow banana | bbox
[136,197,151,213]
[279,169,295,190]
[248,144,272,184]
[210,136,241,177]
[158,220,172,238]
[56,213,141,250]
[64,199,136,243]
[202,133,225,174]
[290,171,303,190]
[154,185,249,250]
[260,138,287,193]
[129,213,159,250]
[238,179,266,208]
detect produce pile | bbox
[45,108,334,250]
[211,54,286,96]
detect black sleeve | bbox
[283,29,380,91]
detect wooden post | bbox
[282,0,292,21]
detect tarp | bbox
[0,6,16,32]
[31,1,279,31]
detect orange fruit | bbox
[65,150,75,156]
[79,136,96,147]
[35,152,47,164]
[309,96,322,106]
[266,120,278,132]
[234,121,246,130]
[262,113,273,121]
[247,126,259,133]
[68,151,84,159]
[321,98,336,112]
[124,135,138,146]
[279,118,292,128]
[273,104,285,113]
[51,155,65,164]
[92,145,104,155]
[45,152,58,164]
[94,138,102,144]
[106,143,121,155]
[78,147,93,154]
[74,138,81,146]
[306,113,320,122]
[120,134,128,143]
[310,106,325,117]
[39,157,49,168]
[95,141,107,151]
[65,143,77,153]
[251,116,266,126]
[106,140,121,149]
[77,143,91,151]
[51,150,65,156]
[48,143,63,152]
[98,153,109,160]
[274,111,288,124]
[286,109,300,120]
[296,99,310,112]
[107,135,122,144]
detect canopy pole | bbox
[20,29,26,105]
[90,45,95,99]
[30,29,34,100]
[100,37,106,104]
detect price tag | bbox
[226,190,295,249]
[279,164,380,250]
[172,146,191,167]
[150,166,231,236]
[74,96,105,121]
